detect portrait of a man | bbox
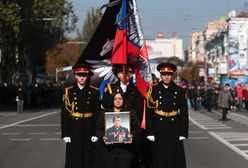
[105,112,131,143]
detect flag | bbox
[111,0,127,64]
[112,0,152,97]
[76,0,121,95]
[112,0,152,129]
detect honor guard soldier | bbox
[102,64,143,121]
[146,62,189,168]
[61,64,101,168]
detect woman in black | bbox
[95,91,141,168]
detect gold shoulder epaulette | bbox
[90,85,99,90]
[146,84,158,109]
[107,83,114,94]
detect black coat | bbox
[61,84,101,168]
[95,108,141,168]
[146,81,188,168]
[102,82,144,122]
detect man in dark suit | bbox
[61,64,101,168]
[105,116,130,143]
[146,62,189,168]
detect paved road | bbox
[0,108,248,168]
[0,109,65,168]
[186,109,248,168]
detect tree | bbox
[76,7,102,52]
[0,0,78,85]
[45,7,102,79]
[45,42,81,74]
[0,1,21,83]
[167,56,185,67]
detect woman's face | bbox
[113,93,124,108]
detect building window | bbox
[239,53,245,58]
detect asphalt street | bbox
[0,108,248,168]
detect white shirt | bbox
[77,84,85,90]
[120,82,128,93]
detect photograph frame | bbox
[104,111,131,144]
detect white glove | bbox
[147,135,155,142]
[91,136,98,142]
[63,137,71,143]
[179,136,186,141]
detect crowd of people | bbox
[0,81,62,111]
[186,82,248,114]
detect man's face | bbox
[114,118,121,128]
[117,71,132,84]
[160,72,173,85]
[113,93,124,108]
[75,73,89,87]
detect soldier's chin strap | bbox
[146,86,158,109]
[64,88,75,114]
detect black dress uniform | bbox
[61,64,101,168]
[146,63,188,168]
[101,65,145,167]
[95,108,141,168]
[102,81,144,121]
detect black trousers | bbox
[103,152,133,168]
[222,108,228,120]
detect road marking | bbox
[234,144,248,147]
[10,138,31,141]
[2,133,20,135]
[14,124,60,127]
[209,132,248,160]
[0,111,58,130]
[189,137,209,140]
[231,113,248,120]
[227,138,248,141]
[189,116,207,130]
[28,132,47,135]
[54,132,61,135]
[206,127,231,129]
[189,131,204,134]
[40,138,61,141]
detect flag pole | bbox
[122,64,126,84]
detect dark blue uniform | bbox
[106,125,130,142]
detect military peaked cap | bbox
[157,62,177,73]
[72,64,94,76]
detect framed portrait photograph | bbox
[104,111,131,144]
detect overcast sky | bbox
[69,0,248,48]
